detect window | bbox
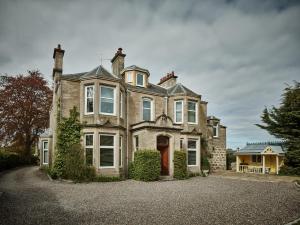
[127,72,133,83]
[187,139,197,166]
[120,92,124,118]
[135,136,139,151]
[136,73,144,86]
[213,123,219,137]
[174,100,183,123]
[85,85,94,114]
[252,155,262,163]
[100,86,115,115]
[119,136,123,167]
[142,98,152,121]
[180,138,184,150]
[42,141,49,164]
[188,101,197,124]
[85,134,93,166]
[100,135,114,167]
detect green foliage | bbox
[173,150,188,179]
[132,150,161,181]
[128,161,135,179]
[279,165,300,176]
[201,155,210,170]
[0,150,37,171]
[256,81,300,175]
[189,172,201,177]
[226,151,236,170]
[93,175,122,182]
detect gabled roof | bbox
[167,83,200,98]
[80,65,119,80]
[121,65,150,76]
[236,142,286,155]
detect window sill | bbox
[99,113,116,116]
[188,122,198,125]
[99,166,115,169]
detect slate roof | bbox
[121,65,150,76]
[126,83,167,96]
[167,83,200,98]
[237,142,286,155]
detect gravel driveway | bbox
[0,166,299,225]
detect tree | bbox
[0,70,52,159]
[256,81,300,174]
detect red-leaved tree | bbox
[0,70,52,159]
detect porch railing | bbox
[238,165,270,174]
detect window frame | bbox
[120,91,124,118]
[84,85,94,115]
[252,155,262,163]
[187,139,197,166]
[127,72,133,83]
[213,123,219,137]
[84,133,94,166]
[99,134,115,168]
[119,136,123,167]
[142,98,153,121]
[136,73,144,87]
[99,85,116,116]
[42,141,49,165]
[174,100,184,124]
[187,101,198,124]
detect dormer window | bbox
[213,123,219,137]
[127,72,133,83]
[136,73,144,87]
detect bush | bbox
[0,151,37,171]
[279,165,300,176]
[201,155,210,171]
[128,161,135,179]
[173,150,188,179]
[132,150,161,181]
[189,172,201,177]
[93,175,122,182]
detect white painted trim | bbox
[187,101,198,124]
[136,73,145,87]
[99,85,116,116]
[187,139,198,166]
[142,97,154,121]
[174,100,184,124]
[84,85,94,115]
[99,134,115,168]
[84,133,94,165]
[42,141,49,165]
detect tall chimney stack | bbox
[52,44,65,81]
[111,48,126,76]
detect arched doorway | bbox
[157,135,169,175]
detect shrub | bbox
[201,155,210,171]
[93,175,122,182]
[189,172,201,177]
[128,161,135,179]
[173,150,188,179]
[0,150,37,171]
[132,150,161,181]
[279,165,300,176]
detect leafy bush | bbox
[173,150,188,179]
[93,175,122,182]
[0,151,38,171]
[279,165,300,176]
[132,150,161,181]
[128,161,135,179]
[201,155,210,171]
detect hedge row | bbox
[0,151,38,172]
[173,150,188,179]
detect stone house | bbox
[39,45,227,177]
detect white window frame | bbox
[84,133,94,166]
[213,123,219,137]
[42,141,49,165]
[136,73,144,87]
[99,85,116,116]
[120,92,124,118]
[187,101,198,124]
[142,98,153,121]
[174,100,184,124]
[127,72,133,83]
[187,139,197,166]
[119,136,123,167]
[99,134,115,168]
[84,85,94,115]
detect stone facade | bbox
[39,45,227,177]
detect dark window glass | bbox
[100,135,114,146]
[188,151,196,165]
[100,148,114,166]
[188,140,196,149]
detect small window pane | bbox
[87,87,93,98]
[87,98,93,113]
[188,111,196,123]
[137,74,144,86]
[143,108,151,121]
[188,140,196,149]
[43,150,48,164]
[100,148,114,166]
[257,155,262,163]
[101,101,114,113]
[43,141,48,150]
[86,148,93,166]
[101,87,114,98]
[100,135,114,146]
[85,135,93,146]
[176,101,182,111]
[188,102,196,111]
[188,151,196,165]
[176,112,182,122]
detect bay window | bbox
[174,100,183,123]
[100,134,114,167]
[100,86,115,115]
[187,139,197,166]
[85,85,94,114]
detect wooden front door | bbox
[157,136,169,175]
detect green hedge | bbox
[0,151,38,171]
[201,155,210,171]
[132,150,161,181]
[173,150,188,179]
[279,165,300,176]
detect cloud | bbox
[0,0,299,149]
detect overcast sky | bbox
[0,0,299,149]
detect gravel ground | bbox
[0,166,299,225]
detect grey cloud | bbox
[0,0,299,149]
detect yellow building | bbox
[235,142,285,174]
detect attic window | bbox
[127,72,133,83]
[136,73,144,87]
[213,123,219,137]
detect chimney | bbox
[111,48,126,76]
[52,44,65,79]
[157,71,178,88]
